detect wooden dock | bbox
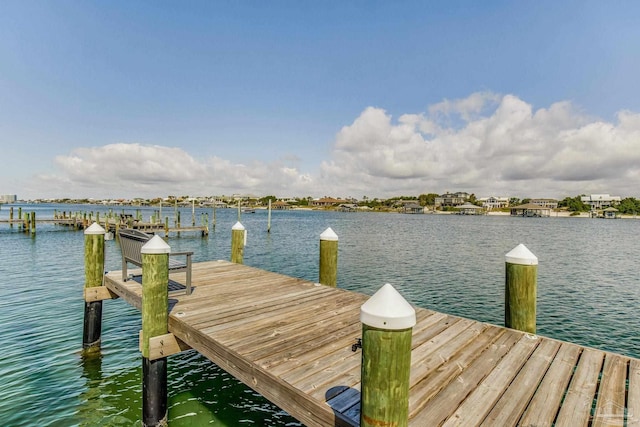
[103,260,640,426]
[0,217,208,236]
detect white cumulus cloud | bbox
[25,92,640,200]
[320,92,640,198]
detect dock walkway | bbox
[104,260,640,426]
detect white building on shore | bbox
[0,194,17,203]
[479,196,509,209]
[580,194,621,210]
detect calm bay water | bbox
[1,203,639,426]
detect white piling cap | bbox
[360,283,416,330]
[141,235,171,254]
[505,243,538,265]
[320,227,338,241]
[232,221,245,231]
[84,222,105,235]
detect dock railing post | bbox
[83,222,105,351]
[141,235,170,427]
[360,283,416,427]
[231,221,245,264]
[319,227,338,287]
[505,243,538,334]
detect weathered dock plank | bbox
[103,260,640,426]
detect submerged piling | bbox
[82,223,105,351]
[141,235,170,427]
[319,227,338,287]
[505,243,538,334]
[360,284,415,427]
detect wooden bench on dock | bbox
[117,228,193,295]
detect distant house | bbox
[457,203,485,215]
[479,196,509,209]
[510,203,551,217]
[581,194,621,210]
[435,192,470,207]
[530,199,558,209]
[311,197,345,208]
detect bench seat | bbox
[118,228,192,295]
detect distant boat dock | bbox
[0,207,209,236]
[96,259,640,426]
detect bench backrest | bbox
[118,228,152,266]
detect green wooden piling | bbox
[360,284,416,427]
[83,223,105,351]
[505,243,538,334]
[192,200,195,226]
[30,211,36,235]
[141,235,170,427]
[9,207,13,228]
[267,199,272,233]
[231,222,245,264]
[164,217,169,237]
[319,227,338,287]
[237,200,241,221]
[212,205,216,231]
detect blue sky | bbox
[2,1,640,200]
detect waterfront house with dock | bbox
[434,192,470,207]
[581,194,621,210]
[479,196,509,209]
